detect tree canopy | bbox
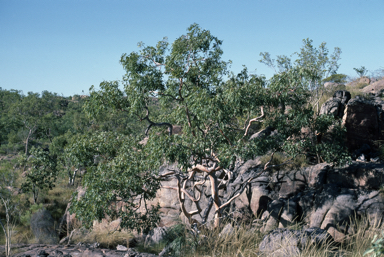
[65,24,350,232]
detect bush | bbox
[19,204,44,227]
[323,74,347,84]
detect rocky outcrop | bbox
[258,227,333,257]
[152,161,384,242]
[319,90,384,153]
[319,90,351,118]
[362,78,384,95]
[346,76,371,88]
[342,95,384,152]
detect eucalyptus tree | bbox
[260,38,342,113]
[66,24,350,232]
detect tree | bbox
[0,165,19,257]
[0,89,22,148]
[66,24,350,231]
[19,147,58,204]
[353,66,368,78]
[259,38,342,113]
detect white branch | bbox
[244,106,264,137]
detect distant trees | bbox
[353,66,368,78]
[64,24,350,232]
[322,74,347,84]
[259,38,342,113]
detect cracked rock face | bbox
[149,161,384,243]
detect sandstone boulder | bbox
[362,78,384,95]
[342,96,384,152]
[259,227,332,257]
[319,90,351,118]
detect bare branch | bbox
[216,170,264,213]
[244,106,264,137]
[141,106,173,136]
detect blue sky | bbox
[1,0,383,97]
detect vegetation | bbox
[63,24,351,234]
[323,73,348,84]
[0,23,383,256]
[354,66,369,78]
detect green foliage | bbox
[364,233,384,256]
[19,203,44,227]
[64,23,352,233]
[164,224,199,256]
[354,66,369,78]
[19,147,58,203]
[260,38,342,91]
[322,73,347,84]
[66,131,161,233]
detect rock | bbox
[116,245,128,251]
[13,244,159,257]
[219,223,234,238]
[249,184,271,216]
[237,157,262,175]
[30,209,58,244]
[50,250,64,256]
[342,96,384,152]
[361,78,384,94]
[303,163,329,188]
[324,82,339,88]
[145,227,168,246]
[347,77,371,88]
[319,90,351,118]
[36,250,49,257]
[278,170,306,198]
[82,249,104,257]
[259,227,332,257]
[356,154,367,162]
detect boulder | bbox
[346,77,371,88]
[218,223,234,238]
[362,78,384,95]
[259,227,332,257]
[145,227,168,246]
[324,82,340,88]
[30,209,58,244]
[319,90,351,118]
[342,96,384,151]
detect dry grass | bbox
[68,220,134,249]
[259,152,308,171]
[131,214,384,257]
